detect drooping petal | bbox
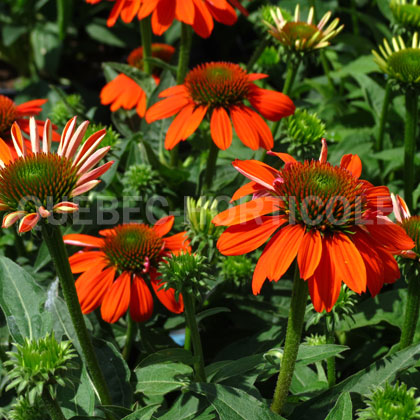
[145,95,190,123]
[231,181,265,202]
[130,275,154,322]
[297,229,322,280]
[151,270,184,313]
[63,233,104,248]
[212,196,283,226]
[101,271,131,323]
[0,138,13,165]
[164,104,196,149]
[153,0,176,34]
[206,0,237,25]
[15,99,47,116]
[107,0,126,26]
[191,0,214,38]
[153,215,174,237]
[241,107,274,150]
[217,215,286,255]
[210,107,232,150]
[232,159,279,191]
[230,105,259,150]
[175,0,195,24]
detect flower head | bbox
[63,217,190,323]
[146,62,295,151]
[0,117,113,233]
[101,43,175,118]
[390,0,420,30]
[357,382,420,420]
[86,0,246,38]
[212,140,414,312]
[264,5,344,53]
[373,33,420,86]
[0,95,59,153]
[392,193,420,261]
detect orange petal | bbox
[18,213,40,233]
[242,107,274,150]
[217,215,286,255]
[2,211,26,228]
[164,104,195,150]
[151,0,176,35]
[154,215,174,237]
[145,95,190,123]
[130,275,154,322]
[231,181,265,202]
[68,251,107,273]
[267,151,297,164]
[329,232,366,294]
[298,230,322,280]
[76,266,116,314]
[210,107,232,150]
[101,271,131,323]
[181,105,208,139]
[0,138,13,165]
[63,233,104,248]
[14,99,47,116]
[107,0,126,26]
[340,154,362,179]
[232,159,279,190]
[175,0,195,24]
[151,270,184,313]
[212,196,282,226]
[230,105,259,150]
[158,85,188,98]
[191,0,214,38]
[163,232,191,254]
[206,0,237,25]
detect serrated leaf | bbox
[138,348,194,368]
[0,256,51,344]
[296,344,349,366]
[189,383,284,420]
[156,394,214,420]
[324,392,352,420]
[122,404,160,420]
[135,362,193,396]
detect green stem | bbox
[182,292,206,382]
[399,272,420,349]
[122,315,137,361]
[320,50,336,94]
[139,17,152,75]
[203,140,219,192]
[42,388,66,420]
[41,224,112,407]
[403,90,418,210]
[184,327,192,351]
[325,315,336,387]
[271,264,308,414]
[350,0,359,36]
[246,38,270,72]
[12,228,26,258]
[376,81,392,153]
[272,57,301,139]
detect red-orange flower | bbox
[100,43,175,118]
[145,62,295,151]
[212,140,415,312]
[63,217,190,323]
[86,0,246,38]
[0,95,59,155]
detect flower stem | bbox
[139,17,152,75]
[325,314,336,387]
[184,327,192,351]
[272,57,301,139]
[399,271,420,349]
[41,223,112,407]
[271,264,308,414]
[376,80,392,154]
[42,388,66,420]
[203,140,219,192]
[182,291,206,382]
[122,314,137,361]
[403,89,418,210]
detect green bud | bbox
[122,163,159,198]
[391,0,420,31]
[304,334,327,346]
[9,396,45,420]
[84,122,120,148]
[50,94,85,127]
[221,255,253,285]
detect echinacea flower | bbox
[86,0,247,38]
[392,193,420,261]
[373,33,420,85]
[0,117,113,233]
[63,218,190,323]
[212,140,415,312]
[101,43,175,118]
[145,62,295,150]
[264,4,344,53]
[0,95,59,153]
[390,0,420,30]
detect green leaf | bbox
[196,307,231,323]
[156,394,214,420]
[138,348,194,368]
[324,393,352,420]
[296,344,350,366]
[290,342,420,420]
[86,23,126,47]
[1,24,27,46]
[135,362,193,396]
[121,404,160,420]
[94,339,133,407]
[143,56,177,74]
[189,383,284,420]
[0,256,50,344]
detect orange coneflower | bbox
[63,218,190,323]
[101,43,175,118]
[0,116,113,233]
[86,0,246,38]
[392,193,420,261]
[212,140,415,312]
[145,62,295,151]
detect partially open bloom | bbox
[101,44,175,118]
[392,194,420,261]
[64,217,190,323]
[146,62,295,150]
[0,95,59,153]
[373,33,420,85]
[390,0,420,30]
[0,117,113,233]
[212,140,414,312]
[264,5,344,52]
[86,0,247,38]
